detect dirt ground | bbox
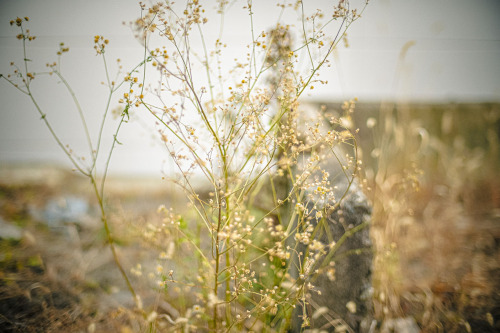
[0,165,179,332]
[0,164,499,332]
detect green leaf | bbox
[178,216,187,230]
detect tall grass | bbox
[355,101,500,331]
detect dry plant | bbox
[1,17,142,304]
[2,1,371,332]
[362,96,500,330]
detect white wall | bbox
[1,0,499,176]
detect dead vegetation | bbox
[1,103,499,332]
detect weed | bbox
[2,1,373,331]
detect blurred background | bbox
[1,0,499,332]
[1,0,499,175]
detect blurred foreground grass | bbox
[1,102,499,332]
[353,101,500,332]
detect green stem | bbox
[90,176,137,301]
[212,190,223,331]
[54,71,94,158]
